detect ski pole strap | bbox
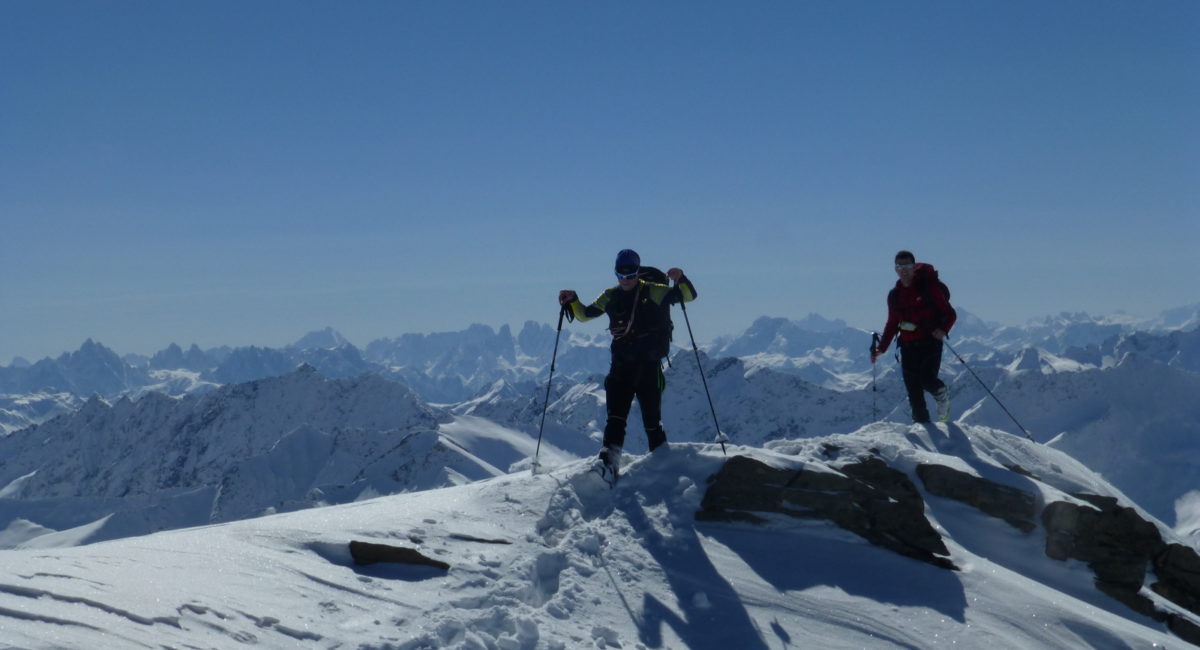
[618,282,642,339]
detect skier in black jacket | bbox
[558,249,697,476]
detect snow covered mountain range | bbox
[1,303,1199,647]
[2,304,1199,530]
[4,304,1198,405]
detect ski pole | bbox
[680,300,726,455]
[870,332,880,421]
[944,340,1035,442]
[533,305,567,473]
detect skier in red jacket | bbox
[872,250,957,423]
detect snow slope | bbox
[0,391,79,436]
[0,423,1190,649]
[0,368,580,548]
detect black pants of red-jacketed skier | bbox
[602,359,667,451]
[899,338,946,423]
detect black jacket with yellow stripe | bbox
[567,275,697,362]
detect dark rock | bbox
[1005,464,1036,480]
[1152,544,1200,618]
[1042,498,1164,588]
[1094,579,1161,620]
[448,533,511,545]
[698,455,955,570]
[1040,495,1200,647]
[349,540,450,570]
[1169,614,1200,647]
[916,464,1038,533]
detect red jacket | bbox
[877,263,956,353]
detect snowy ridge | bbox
[0,424,1195,649]
[0,368,577,547]
[0,390,80,436]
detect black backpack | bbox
[636,266,675,358]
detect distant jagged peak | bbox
[290,327,352,351]
[742,314,850,334]
[67,338,120,361]
[78,393,112,415]
[519,320,553,334]
[793,312,850,332]
[745,315,789,332]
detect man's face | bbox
[616,266,639,291]
[895,258,916,284]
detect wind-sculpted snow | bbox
[0,425,1193,649]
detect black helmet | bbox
[614,249,640,278]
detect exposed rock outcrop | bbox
[697,455,955,570]
[1042,495,1200,645]
[917,464,1038,533]
[349,540,450,570]
[699,453,1200,647]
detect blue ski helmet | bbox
[614,249,640,269]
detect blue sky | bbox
[2,1,1197,362]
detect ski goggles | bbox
[895,263,915,271]
[615,265,640,279]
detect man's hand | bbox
[932,329,947,341]
[871,350,880,363]
[666,267,683,283]
[558,290,577,306]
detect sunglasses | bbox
[615,266,640,279]
[895,263,915,271]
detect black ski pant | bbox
[899,339,946,423]
[602,359,667,451]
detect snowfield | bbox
[0,423,1186,649]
